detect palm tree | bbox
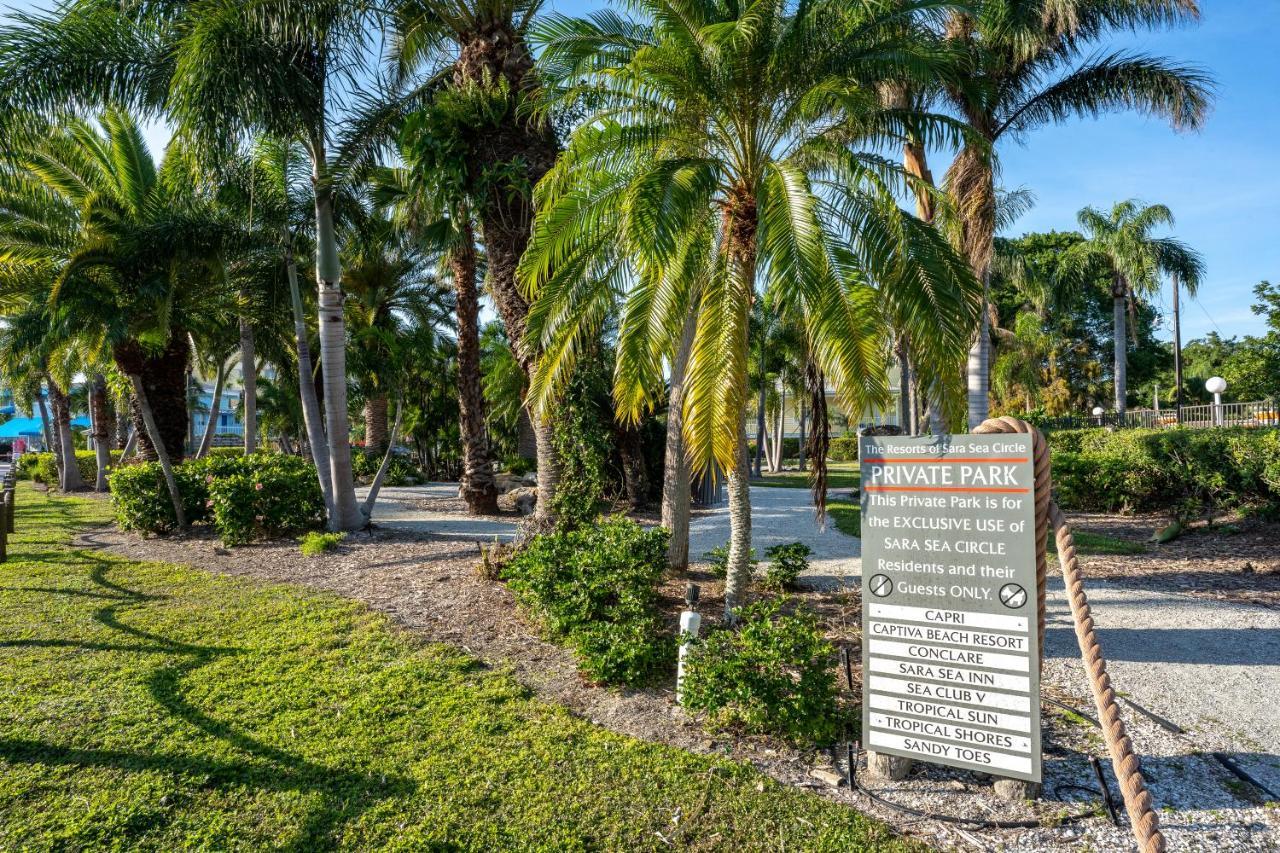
[0,0,402,531]
[0,109,238,522]
[374,166,500,514]
[1062,200,1203,413]
[392,0,564,521]
[936,0,1212,427]
[524,0,980,618]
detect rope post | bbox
[975,417,1165,852]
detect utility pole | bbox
[1172,272,1184,422]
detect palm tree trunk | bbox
[285,238,333,516]
[723,190,758,621]
[312,179,361,532]
[662,308,697,570]
[533,416,560,522]
[1172,273,1183,415]
[753,347,767,478]
[896,335,912,431]
[239,308,258,454]
[128,374,185,530]
[35,387,53,453]
[364,395,389,454]
[362,399,404,520]
[967,268,992,428]
[516,407,537,462]
[48,378,86,492]
[90,374,111,491]
[196,360,228,459]
[723,426,753,622]
[797,398,807,472]
[1113,282,1128,414]
[452,224,499,515]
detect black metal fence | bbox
[1038,399,1279,432]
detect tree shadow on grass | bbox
[1,548,419,849]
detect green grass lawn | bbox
[1049,528,1148,557]
[751,462,860,491]
[0,485,908,851]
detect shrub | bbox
[827,435,859,462]
[300,531,345,557]
[681,598,841,744]
[351,449,421,486]
[501,517,672,685]
[763,542,811,590]
[1048,427,1280,520]
[110,452,324,543]
[503,456,535,477]
[704,542,757,579]
[14,453,42,480]
[20,450,126,486]
[207,454,326,545]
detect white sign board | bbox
[860,434,1041,783]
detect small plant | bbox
[704,542,757,579]
[763,542,812,590]
[501,517,673,685]
[681,597,841,744]
[300,531,345,557]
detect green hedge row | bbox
[16,451,126,485]
[110,452,325,545]
[1048,427,1280,520]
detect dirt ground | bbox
[1068,512,1280,609]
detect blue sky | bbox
[5,1,1276,342]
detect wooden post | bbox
[0,492,9,563]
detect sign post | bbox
[860,433,1042,785]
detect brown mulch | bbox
[1066,512,1280,609]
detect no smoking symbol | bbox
[868,574,893,598]
[999,583,1027,609]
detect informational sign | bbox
[860,434,1041,782]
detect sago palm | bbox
[524,0,981,616]
[1061,199,1203,413]
[935,0,1212,426]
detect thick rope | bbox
[977,417,1165,853]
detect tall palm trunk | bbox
[452,224,499,515]
[662,308,697,570]
[239,307,258,454]
[797,398,807,472]
[1113,279,1128,413]
[457,30,561,523]
[47,378,86,492]
[312,175,361,531]
[35,386,53,453]
[723,426,753,623]
[723,189,758,621]
[89,373,111,490]
[753,345,767,478]
[286,237,333,515]
[364,395,389,453]
[128,374,185,529]
[196,359,228,459]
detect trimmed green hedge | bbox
[110,453,325,544]
[1048,427,1280,520]
[17,451,124,485]
[828,435,859,462]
